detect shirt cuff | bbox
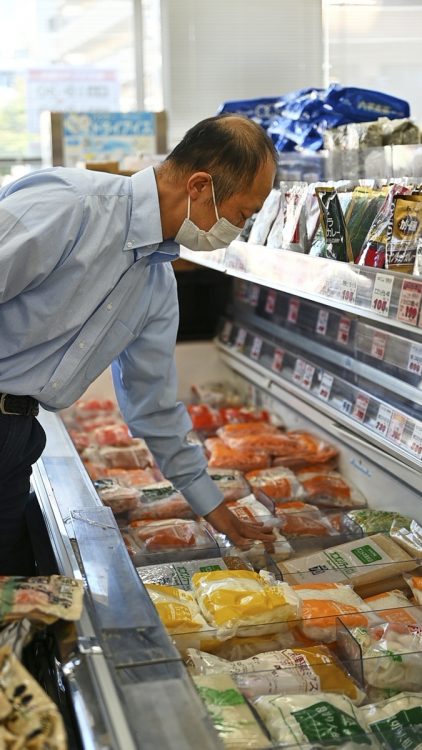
[181,471,224,517]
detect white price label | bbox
[340,399,353,414]
[271,347,284,373]
[265,289,277,315]
[250,336,263,361]
[374,404,392,436]
[352,393,370,423]
[318,372,334,402]
[302,363,315,390]
[340,274,358,305]
[287,299,300,324]
[371,273,394,317]
[221,320,233,343]
[234,328,247,351]
[293,358,306,384]
[397,279,422,326]
[409,424,422,459]
[407,343,422,376]
[370,332,387,361]
[249,284,260,308]
[387,411,407,444]
[316,309,329,336]
[336,316,351,345]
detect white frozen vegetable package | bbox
[360,692,422,749]
[351,621,422,693]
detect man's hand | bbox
[204,502,275,551]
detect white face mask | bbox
[175,176,241,251]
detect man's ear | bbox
[186,172,212,201]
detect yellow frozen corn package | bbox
[191,570,301,639]
[186,645,365,704]
[145,583,208,634]
[292,582,371,643]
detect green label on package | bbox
[351,545,383,564]
[283,538,394,584]
[371,706,422,750]
[293,702,370,746]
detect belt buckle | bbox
[0,394,21,416]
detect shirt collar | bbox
[126,166,164,251]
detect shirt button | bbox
[127,241,133,248]
[106,303,113,311]
[52,382,58,389]
[79,341,86,349]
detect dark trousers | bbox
[0,415,46,575]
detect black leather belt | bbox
[0,393,39,417]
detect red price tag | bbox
[318,372,334,402]
[387,411,406,445]
[271,347,284,373]
[220,321,233,344]
[397,280,422,327]
[302,364,315,390]
[352,393,370,423]
[250,336,263,361]
[287,299,300,324]
[374,404,392,436]
[237,280,248,302]
[316,309,329,336]
[249,284,260,308]
[407,344,422,376]
[336,316,351,345]
[292,358,306,384]
[409,424,422,459]
[265,289,277,315]
[370,332,387,361]
[234,328,247,351]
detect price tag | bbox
[397,279,422,326]
[339,274,358,305]
[407,343,422,376]
[250,336,263,361]
[352,393,369,423]
[387,411,407,444]
[370,331,387,360]
[340,399,353,414]
[249,284,260,308]
[318,372,334,402]
[336,316,351,345]
[287,299,300,324]
[271,347,284,373]
[374,404,392,436]
[302,363,315,390]
[234,328,247,351]
[409,424,422,459]
[265,289,277,315]
[220,320,233,344]
[292,358,306,384]
[371,273,394,317]
[316,309,329,336]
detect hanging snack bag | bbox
[315,186,354,263]
[281,181,309,249]
[355,183,411,268]
[385,196,422,273]
[344,186,388,261]
[248,188,281,246]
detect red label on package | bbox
[287,299,300,324]
[221,320,233,344]
[316,309,329,336]
[374,404,393,437]
[234,328,247,351]
[397,280,422,326]
[265,289,277,315]
[407,344,422,376]
[250,336,263,361]
[352,393,370,423]
[387,411,407,444]
[336,316,351,345]
[302,364,315,390]
[409,424,422,459]
[318,372,334,402]
[237,280,248,302]
[271,348,284,373]
[249,284,260,308]
[371,331,387,361]
[292,358,306,384]
[371,273,394,318]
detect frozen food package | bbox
[390,519,422,558]
[207,469,251,502]
[225,494,275,522]
[315,186,354,263]
[223,495,293,564]
[217,422,280,441]
[0,646,67,749]
[296,470,367,509]
[190,381,243,408]
[187,403,223,434]
[292,582,370,643]
[219,407,272,425]
[344,186,388,261]
[0,619,33,660]
[274,502,340,538]
[137,557,252,589]
[193,673,269,750]
[0,575,84,625]
[272,432,339,470]
[282,182,309,249]
[254,692,369,749]
[91,423,132,446]
[404,574,422,605]
[219,432,300,457]
[73,397,117,422]
[127,518,215,553]
[248,188,281,246]
[93,478,140,514]
[68,428,91,452]
[278,534,418,591]
[386,196,422,273]
[363,589,421,625]
[127,481,193,521]
[205,437,270,473]
[145,584,209,634]
[98,438,153,469]
[266,184,286,248]
[186,645,365,704]
[104,467,162,487]
[208,631,302,661]
[346,509,412,536]
[245,466,305,502]
[351,621,422,694]
[356,183,411,268]
[360,691,422,748]
[191,570,301,639]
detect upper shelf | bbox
[180,241,422,336]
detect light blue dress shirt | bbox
[0,166,223,516]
